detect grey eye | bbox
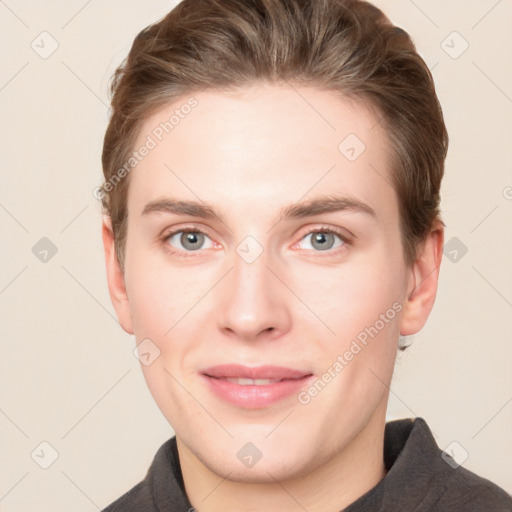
[298,231,344,252]
[167,231,214,252]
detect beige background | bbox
[1,0,511,510]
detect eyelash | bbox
[161,225,350,259]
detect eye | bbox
[164,229,215,253]
[162,225,349,257]
[295,227,347,252]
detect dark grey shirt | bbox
[102,417,512,511]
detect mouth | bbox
[201,364,311,380]
[200,365,314,409]
[220,377,293,385]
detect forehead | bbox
[128,84,397,223]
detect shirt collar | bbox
[343,417,445,511]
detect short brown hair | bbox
[101,0,448,271]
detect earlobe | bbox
[102,216,134,335]
[400,223,444,336]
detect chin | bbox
[205,451,312,484]
[206,431,320,479]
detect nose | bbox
[216,245,291,342]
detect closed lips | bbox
[221,377,290,385]
[201,364,312,381]
[201,365,315,408]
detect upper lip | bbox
[201,364,312,380]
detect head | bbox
[101,0,447,484]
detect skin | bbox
[103,83,443,512]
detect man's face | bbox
[110,85,418,481]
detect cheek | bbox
[125,271,171,337]
[318,256,401,322]
[124,243,195,334]
[303,248,405,371]
[309,267,402,412]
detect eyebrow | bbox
[141,194,376,226]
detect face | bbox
[104,84,441,483]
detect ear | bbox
[400,222,444,336]
[102,216,134,334]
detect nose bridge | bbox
[216,235,289,339]
[232,242,271,297]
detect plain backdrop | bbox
[0,0,511,510]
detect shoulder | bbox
[100,437,178,512]
[434,461,512,511]
[101,479,155,512]
[383,417,512,512]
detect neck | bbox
[178,408,388,512]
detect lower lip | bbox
[201,374,314,409]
